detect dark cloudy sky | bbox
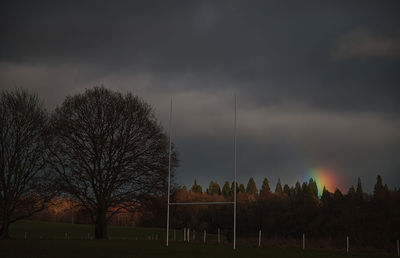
[1,1,400,193]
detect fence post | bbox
[24,232,27,240]
[193,229,195,241]
[218,228,220,244]
[397,239,399,257]
[183,228,186,242]
[187,228,190,243]
[204,230,206,243]
[302,233,305,250]
[347,236,349,253]
[174,229,176,241]
[258,230,261,247]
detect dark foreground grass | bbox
[9,221,167,241]
[1,221,396,258]
[0,239,395,258]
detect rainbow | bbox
[308,167,341,196]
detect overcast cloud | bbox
[1,0,399,192]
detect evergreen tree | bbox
[238,184,246,193]
[374,175,384,198]
[246,177,258,195]
[301,182,308,194]
[356,177,363,200]
[275,178,283,194]
[231,182,238,194]
[347,185,355,198]
[289,186,295,199]
[260,177,271,196]
[384,184,389,192]
[308,178,318,197]
[207,181,221,195]
[295,181,301,195]
[333,188,343,201]
[222,181,232,197]
[283,184,290,195]
[191,179,202,194]
[215,182,222,195]
[182,185,187,191]
[321,186,331,203]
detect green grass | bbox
[9,220,167,241]
[0,221,396,258]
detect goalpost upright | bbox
[166,96,238,250]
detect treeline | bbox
[139,175,400,250]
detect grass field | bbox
[0,221,396,258]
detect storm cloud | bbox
[1,0,399,192]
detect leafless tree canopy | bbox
[0,89,53,239]
[48,87,177,238]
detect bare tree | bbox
[0,89,54,239]
[48,87,177,239]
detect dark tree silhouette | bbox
[191,179,202,194]
[333,188,343,200]
[246,177,258,195]
[206,181,221,195]
[48,87,177,239]
[275,178,283,194]
[238,184,246,193]
[374,175,384,198]
[222,181,232,197]
[347,185,355,198]
[283,184,290,195]
[356,177,363,200]
[321,186,331,203]
[231,182,245,194]
[260,177,271,196]
[308,178,318,197]
[0,89,54,239]
[295,181,301,195]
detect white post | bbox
[166,98,172,246]
[258,230,261,247]
[174,229,176,241]
[397,239,399,257]
[183,228,186,242]
[204,230,206,243]
[193,229,195,241]
[233,95,237,250]
[347,236,349,253]
[187,228,190,243]
[303,233,305,250]
[218,228,220,244]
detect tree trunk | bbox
[0,220,10,239]
[94,210,108,239]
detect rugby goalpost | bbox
[166,96,238,250]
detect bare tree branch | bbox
[0,89,55,239]
[48,86,178,239]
